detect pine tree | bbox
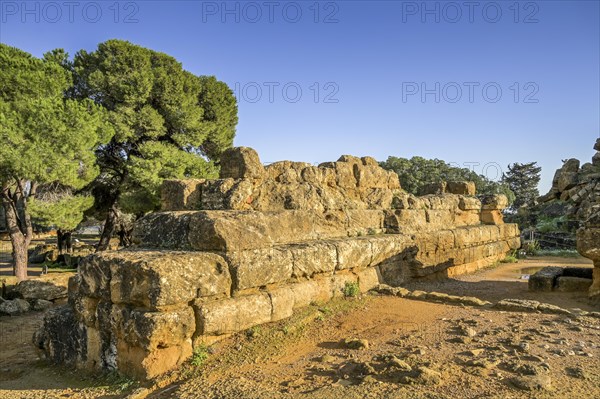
[0,44,112,280]
[501,162,542,211]
[72,40,238,251]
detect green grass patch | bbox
[191,345,209,367]
[534,249,580,258]
[500,255,519,263]
[343,281,360,297]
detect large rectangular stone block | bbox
[290,242,337,278]
[81,251,231,309]
[227,247,293,290]
[384,209,428,233]
[116,339,192,380]
[369,235,415,266]
[454,210,481,227]
[345,209,385,235]
[196,293,272,335]
[335,237,373,270]
[357,267,381,292]
[289,278,333,308]
[132,211,195,250]
[161,179,204,211]
[529,267,563,292]
[111,305,195,350]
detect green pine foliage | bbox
[501,162,542,211]
[71,40,237,216]
[29,195,95,231]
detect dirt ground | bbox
[1,256,599,399]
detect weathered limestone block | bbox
[15,273,71,301]
[200,178,258,210]
[335,237,373,270]
[424,195,461,210]
[227,247,294,291]
[369,234,415,266]
[161,179,204,211]
[111,305,195,350]
[480,194,508,211]
[69,276,100,327]
[338,154,362,164]
[135,210,397,252]
[34,306,87,368]
[116,339,192,380]
[454,210,481,227]
[447,181,476,196]
[453,225,499,247]
[480,210,504,225]
[361,156,379,167]
[300,165,336,186]
[196,293,272,335]
[290,242,337,278]
[265,161,313,182]
[269,286,295,321]
[80,251,230,309]
[425,209,456,230]
[384,209,428,233]
[555,276,592,292]
[356,267,381,292]
[420,182,447,195]
[557,159,580,192]
[577,227,600,261]
[498,223,519,239]
[345,209,385,235]
[289,278,333,308]
[360,188,395,210]
[377,256,414,287]
[386,170,402,190]
[219,147,265,180]
[132,211,195,250]
[269,278,334,321]
[333,162,358,189]
[458,196,481,211]
[353,164,390,189]
[79,254,112,300]
[187,210,316,251]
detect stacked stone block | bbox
[36,147,520,379]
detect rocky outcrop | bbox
[540,139,600,301]
[540,140,600,221]
[557,139,600,302]
[37,147,520,379]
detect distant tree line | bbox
[380,156,515,201]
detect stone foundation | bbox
[36,147,520,379]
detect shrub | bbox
[523,240,540,256]
[191,345,209,367]
[343,281,360,298]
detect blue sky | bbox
[1,0,599,192]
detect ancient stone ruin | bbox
[35,147,520,379]
[540,138,600,301]
[574,139,600,301]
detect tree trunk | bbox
[1,192,29,281]
[57,229,64,254]
[57,230,73,254]
[96,205,119,252]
